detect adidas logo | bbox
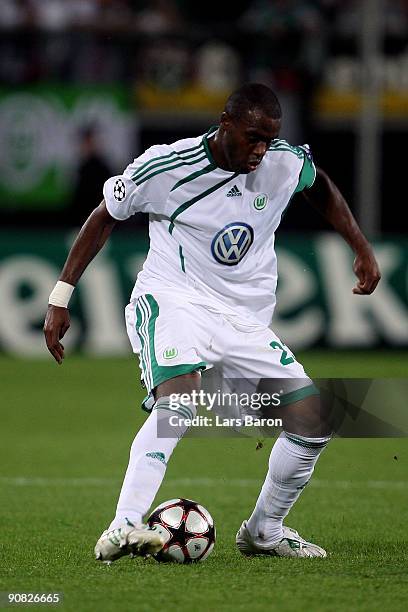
[146,451,167,466]
[226,185,242,197]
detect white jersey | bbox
[104,127,316,326]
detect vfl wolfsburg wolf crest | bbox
[253,193,268,210]
[163,347,178,359]
[211,222,254,266]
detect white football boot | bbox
[236,521,327,558]
[95,519,164,562]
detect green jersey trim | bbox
[132,146,205,184]
[268,141,316,191]
[135,302,149,388]
[294,153,316,193]
[178,245,185,273]
[268,140,304,159]
[278,148,317,221]
[202,126,218,164]
[151,363,206,390]
[171,162,217,192]
[130,142,203,182]
[135,294,206,391]
[169,172,239,234]
[279,384,320,406]
[168,172,239,234]
[134,153,207,187]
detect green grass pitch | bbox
[1,351,408,611]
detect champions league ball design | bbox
[147,498,216,563]
[113,178,126,202]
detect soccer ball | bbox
[147,498,216,563]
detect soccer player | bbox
[44,83,380,560]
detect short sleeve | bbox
[103,175,141,220]
[103,145,171,220]
[294,144,316,193]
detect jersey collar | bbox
[202,125,235,175]
[202,125,219,166]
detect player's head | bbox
[218,83,282,173]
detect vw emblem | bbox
[211,222,254,266]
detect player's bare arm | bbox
[302,166,381,295]
[43,200,117,364]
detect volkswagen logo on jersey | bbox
[113,178,126,202]
[211,222,254,266]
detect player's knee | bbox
[282,394,332,437]
[155,371,201,400]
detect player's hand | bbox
[352,248,381,295]
[43,305,71,364]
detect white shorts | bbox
[125,292,317,405]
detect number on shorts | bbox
[269,341,295,366]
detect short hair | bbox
[224,83,282,121]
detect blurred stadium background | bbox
[0,0,407,358]
[1,3,408,609]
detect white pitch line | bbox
[0,476,407,490]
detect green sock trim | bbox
[284,432,329,449]
[154,403,195,421]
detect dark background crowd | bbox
[1,0,407,235]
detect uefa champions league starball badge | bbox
[113,178,126,202]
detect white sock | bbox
[108,397,195,530]
[246,431,330,545]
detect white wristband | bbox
[48,281,75,308]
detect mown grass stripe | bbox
[3,476,408,490]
